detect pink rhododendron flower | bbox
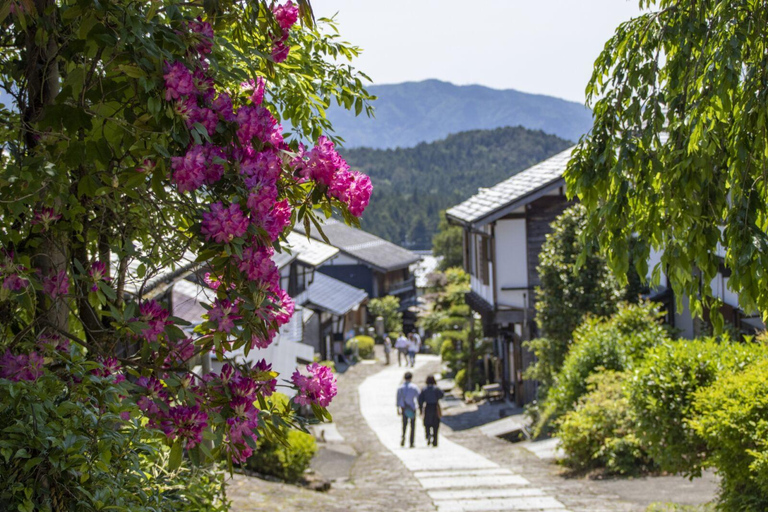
[261,199,292,241]
[137,375,168,416]
[194,69,216,102]
[300,136,347,186]
[235,105,282,147]
[291,363,337,407]
[225,406,260,463]
[43,269,69,299]
[164,61,197,101]
[271,41,290,63]
[202,144,226,184]
[250,329,277,350]
[241,148,282,185]
[0,350,43,382]
[273,288,295,326]
[208,298,240,333]
[236,244,279,285]
[37,332,69,353]
[171,145,207,192]
[187,106,219,137]
[241,77,265,106]
[88,260,110,292]
[92,356,126,383]
[161,405,208,448]
[201,202,249,244]
[32,207,62,231]
[187,18,214,56]
[251,359,277,396]
[345,171,373,217]
[165,338,195,367]
[136,159,155,173]
[137,299,171,342]
[2,273,28,291]
[273,1,299,30]
[212,92,235,121]
[203,272,223,290]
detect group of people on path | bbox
[396,372,444,448]
[383,332,421,367]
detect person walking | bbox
[406,333,417,367]
[395,333,408,367]
[419,375,444,447]
[411,331,422,365]
[396,372,420,448]
[383,336,392,365]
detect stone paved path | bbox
[360,355,570,512]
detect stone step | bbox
[416,468,516,479]
[434,495,567,511]
[428,487,547,501]
[419,474,530,490]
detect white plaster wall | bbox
[494,219,528,309]
[320,253,359,266]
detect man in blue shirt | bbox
[396,372,420,447]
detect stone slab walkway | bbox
[359,355,570,512]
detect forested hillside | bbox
[343,126,572,249]
[327,79,592,149]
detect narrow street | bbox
[230,349,715,512]
[360,354,568,512]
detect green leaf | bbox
[168,440,183,471]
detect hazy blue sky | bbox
[312,1,643,104]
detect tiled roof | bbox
[285,231,339,267]
[446,147,575,226]
[295,218,420,272]
[294,272,368,316]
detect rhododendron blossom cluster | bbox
[0,2,367,470]
[291,363,338,408]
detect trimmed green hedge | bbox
[346,335,375,359]
[690,358,768,511]
[540,302,668,431]
[628,337,768,477]
[558,370,654,475]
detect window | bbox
[478,235,490,285]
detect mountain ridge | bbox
[328,79,592,150]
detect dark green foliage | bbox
[566,0,768,324]
[346,335,375,359]
[540,302,669,430]
[246,430,317,483]
[0,356,227,512]
[368,296,403,334]
[628,338,768,477]
[343,126,572,249]
[690,359,768,511]
[327,79,593,149]
[433,211,463,270]
[527,204,641,398]
[558,371,654,476]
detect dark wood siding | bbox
[525,194,573,304]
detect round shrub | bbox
[690,358,768,511]
[628,337,768,477]
[245,429,317,483]
[455,368,467,390]
[346,335,375,359]
[557,370,654,475]
[540,302,668,429]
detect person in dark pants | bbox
[419,375,444,447]
[396,372,420,447]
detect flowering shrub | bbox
[0,0,373,509]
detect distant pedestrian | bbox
[412,332,422,364]
[395,333,408,367]
[396,372,420,448]
[407,333,417,367]
[419,375,444,447]
[384,336,392,365]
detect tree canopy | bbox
[565,0,768,327]
[0,0,373,508]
